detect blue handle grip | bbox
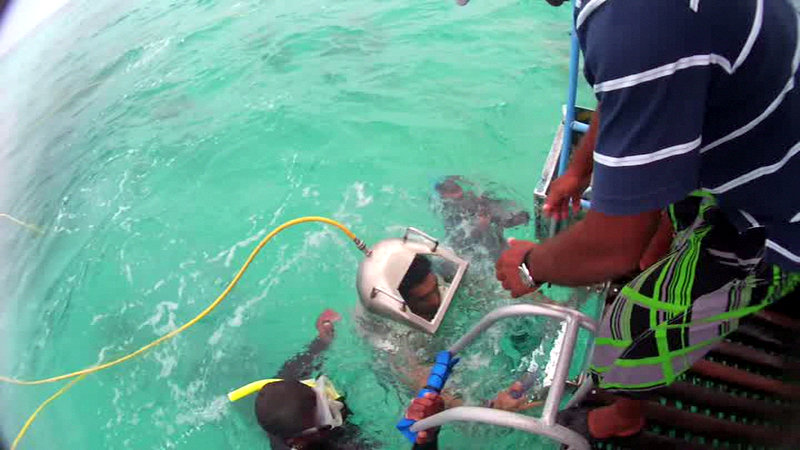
[397,351,459,443]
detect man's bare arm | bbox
[526,209,661,286]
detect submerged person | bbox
[397,254,443,322]
[231,309,438,449]
[434,176,530,263]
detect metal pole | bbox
[557,0,581,178]
[405,303,597,449]
[541,316,580,425]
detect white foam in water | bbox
[383,224,406,235]
[207,326,225,346]
[133,36,172,69]
[461,352,492,371]
[109,387,124,426]
[332,183,366,225]
[175,395,229,426]
[207,239,312,344]
[138,301,179,334]
[153,346,179,378]
[306,229,332,247]
[301,186,320,197]
[212,349,225,361]
[353,181,373,208]
[152,279,166,291]
[163,376,230,428]
[91,313,108,325]
[115,170,128,200]
[124,263,133,284]
[177,275,186,300]
[208,228,268,268]
[95,344,117,364]
[111,205,130,221]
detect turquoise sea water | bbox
[0,0,598,448]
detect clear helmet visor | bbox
[356,227,469,334]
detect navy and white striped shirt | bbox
[577,0,800,270]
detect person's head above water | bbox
[255,380,327,446]
[435,177,464,199]
[544,0,566,6]
[398,255,441,321]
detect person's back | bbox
[580,0,799,269]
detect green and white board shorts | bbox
[591,192,800,392]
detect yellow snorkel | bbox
[227,377,342,402]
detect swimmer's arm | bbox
[412,439,439,449]
[392,352,463,409]
[277,336,331,380]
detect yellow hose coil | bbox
[11,375,86,450]
[5,216,363,449]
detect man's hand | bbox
[496,239,538,298]
[316,309,341,342]
[543,108,598,222]
[543,170,591,221]
[490,382,542,412]
[405,392,445,444]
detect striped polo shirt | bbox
[576,0,800,270]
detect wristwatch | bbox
[517,249,538,289]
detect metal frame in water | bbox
[408,303,598,450]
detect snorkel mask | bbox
[227,376,345,438]
[356,227,469,334]
[302,376,345,436]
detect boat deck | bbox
[586,290,800,449]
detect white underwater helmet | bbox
[356,227,469,334]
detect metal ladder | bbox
[407,303,598,449]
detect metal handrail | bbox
[409,302,599,450]
[557,0,582,179]
[448,304,597,354]
[413,407,590,450]
[553,0,593,215]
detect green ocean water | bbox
[0,0,598,448]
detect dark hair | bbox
[255,380,317,439]
[398,254,432,300]
[435,178,463,197]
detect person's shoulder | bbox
[268,433,292,450]
[580,0,718,84]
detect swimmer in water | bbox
[434,176,529,263]
[231,309,440,449]
[398,255,442,322]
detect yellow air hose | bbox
[3,216,368,449]
[0,213,44,235]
